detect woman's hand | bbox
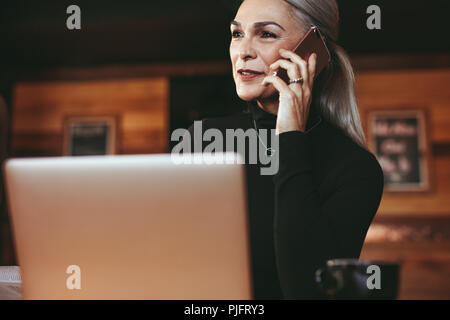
[262,49,317,135]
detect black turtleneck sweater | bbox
[184,101,384,299]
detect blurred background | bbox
[0,0,449,299]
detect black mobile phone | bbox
[274,26,331,83]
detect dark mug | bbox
[315,259,400,299]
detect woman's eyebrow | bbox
[230,20,285,31]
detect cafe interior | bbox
[0,0,449,299]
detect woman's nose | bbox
[239,38,256,61]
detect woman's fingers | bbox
[268,62,304,99]
[262,75,303,133]
[262,74,293,98]
[262,75,303,112]
[263,49,317,134]
[269,59,301,84]
[263,74,304,107]
[307,53,317,88]
[279,48,309,88]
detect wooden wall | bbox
[356,69,450,217]
[11,78,169,156]
[356,68,450,299]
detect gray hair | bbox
[283,0,367,148]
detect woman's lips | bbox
[237,69,264,81]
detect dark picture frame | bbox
[63,116,118,156]
[365,108,432,193]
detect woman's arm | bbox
[273,130,384,299]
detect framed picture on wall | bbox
[63,116,118,156]
[365,108,432,192]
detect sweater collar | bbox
[248,100,277,129]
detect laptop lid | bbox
[4,153,252,299]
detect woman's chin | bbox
[236,86,276,102]
[236,86,265,102]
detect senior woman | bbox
[184,0,384,299]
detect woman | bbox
[185,0,384,299]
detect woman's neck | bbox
[256,95,279,116]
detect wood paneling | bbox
[352,54,450,72]
[15,61,232,82]
[11,78,169,156]
[376,153,450,216]
[355,69,450,216]
[356,69,450,143]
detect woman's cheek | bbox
[264,48,283,70]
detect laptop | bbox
[3,153,252,299]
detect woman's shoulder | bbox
[314,119,384,183]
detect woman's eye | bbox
[232,30,243,38]
[261,31,277,38]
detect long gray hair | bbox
[282,0,366,148]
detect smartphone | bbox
[274,26,331,83]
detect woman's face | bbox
[230,0,304,102]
